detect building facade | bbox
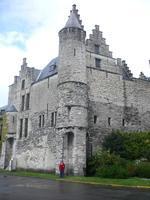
[0,5,150,175]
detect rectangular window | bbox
[39,115,42,128]
[108,117,111,126]
[19,119,23,139]
[54,111,57,126]
[47,104,49,117]
[21,95,25,111]
[95,44,100,54]
[94,115,97,124]
[21,80,25,90]
[74,48,76,56]
[42,115,45,127]
[95,58,101,68]
[51,112,57,127]
[122,119,125,127]
[24,118,28,138]
[26,93,30,110]
[12,116,15,123]
[51,112,54,127]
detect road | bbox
[0,175,149,200]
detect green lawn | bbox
[0,170,150,188]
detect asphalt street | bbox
[0,175,149,200]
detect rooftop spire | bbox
[64,4,83,29]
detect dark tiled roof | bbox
[65,12,82,29]
[36,57,58,82]
[0,104,17,113]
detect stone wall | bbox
[15,74,58,171]
[87,66,150,154]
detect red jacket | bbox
[59,162,65,171]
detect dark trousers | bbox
[60,170,64,178]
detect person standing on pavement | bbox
[59,160,65,178]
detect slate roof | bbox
[36,57,58,82]
[0,104,17,113]
[65,12,82,29]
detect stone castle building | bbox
[0,5,150,175]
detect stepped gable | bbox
[121,60,133,80]
[86,25,112,57]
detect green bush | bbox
[86,150,128,176]
[103,131,150,161]
[126,162,137,177]
[135,162,150,178]
[96,165,129,179]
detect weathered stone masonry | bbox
[0,4,150,175]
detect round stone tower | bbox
[56,5,88,175]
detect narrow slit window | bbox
[42,115,45,127]
[19,119,23,139]
[74,48,76,56]
[21,95,25,111]
[26,93,30,110]
[94,115,97,124]
[108,117,111,126]
[12,116,15,123]
[39,115,42,128]
[47,104,49,117]
[51,112,54,127]
[122,119,125,126]
[54,111,57,126]
[21,80,25,90]
[24,118,28,138]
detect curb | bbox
[56,178,150,190]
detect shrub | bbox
[96,165,129,179]
[126,162,137,177]
[135,162,150,178]
[103,131,150,161]
[86,150,128,176]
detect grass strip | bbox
[0,169,150,189]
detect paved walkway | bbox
[0,175,150,200]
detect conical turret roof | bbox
[64,4,83,29]
[65,12,82,29]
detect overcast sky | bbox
[0,0,150,107]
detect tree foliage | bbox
[102,130,150,161]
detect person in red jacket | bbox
[59,160,65,178]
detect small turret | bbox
[21,57,27,70]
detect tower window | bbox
[51,112,57,127]
[95,44,100,54]
[21,80,25,90]
[108,117,111,126]
[95,58,101,68]
[94,115,97,124]
[122,119,125,126]
[74,48,76,56]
